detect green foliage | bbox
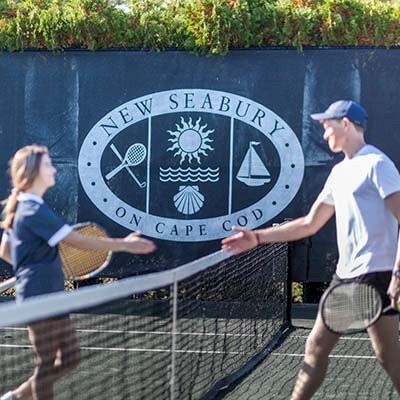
[292,282,303,303]
[0,0,399,53]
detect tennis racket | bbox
[105,143,147,180]
[59,222,113,280]
[0,222,113,292]
[320,281,398,334]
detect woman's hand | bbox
[122,232,156,254]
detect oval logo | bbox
[78,89,305,241]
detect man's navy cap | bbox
[311,100,368,130]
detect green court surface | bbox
[2,304,398,399]
[0,243,289,400]
[217,304,400,400]
[0,311,282,400]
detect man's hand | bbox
[387,271,400,309]
[221,226,259,255]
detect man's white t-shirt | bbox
[318,144,400,279]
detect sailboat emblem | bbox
[236,141,271,187]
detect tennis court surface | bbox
[217,305,399,399]
[1,244,398,399]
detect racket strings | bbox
[59,224,111,279]
[323,283,381,333]
[126,144,146,165]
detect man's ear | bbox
[342,117,351,128]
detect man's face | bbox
[322,119,347,153]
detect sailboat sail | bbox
[237,142,271,186]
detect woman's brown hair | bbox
[2,145,48,229]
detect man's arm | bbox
[384,191,400,307]
[221,200,335,255]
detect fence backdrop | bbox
[0,48,399,281]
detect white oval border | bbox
[78,89,305,241]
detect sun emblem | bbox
[167,117,214,164]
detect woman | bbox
[0,145,156,400]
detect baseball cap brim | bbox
[310,112,333,121]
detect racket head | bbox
[320,281,383,334]
[126,143,146,166]
[59,222,113,281]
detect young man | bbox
[222,100,400,399]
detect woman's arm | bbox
[0,235,12,264]
[62,230,156,255]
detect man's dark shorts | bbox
[328,271,398,316]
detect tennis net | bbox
[0,243,290,400]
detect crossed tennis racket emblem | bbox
[105,143,147,188]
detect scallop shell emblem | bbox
[173,186,204,215]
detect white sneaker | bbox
[0,392,13,400]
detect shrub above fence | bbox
[0,0,399,54]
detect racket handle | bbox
[382,302,400,313]
[106,162,126,180]
[0,277,16,293]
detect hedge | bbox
[0,0,399,54]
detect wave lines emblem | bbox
[159,167,220,182]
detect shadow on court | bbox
[218,304,400,400]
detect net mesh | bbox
[0,243,289,400]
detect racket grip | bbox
[106,163,126,180]
[382,302,400,313]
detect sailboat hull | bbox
[237,176,271,186]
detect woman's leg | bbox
[12,318,79,400]
[50,318,80,380]
[28,319,59,400]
